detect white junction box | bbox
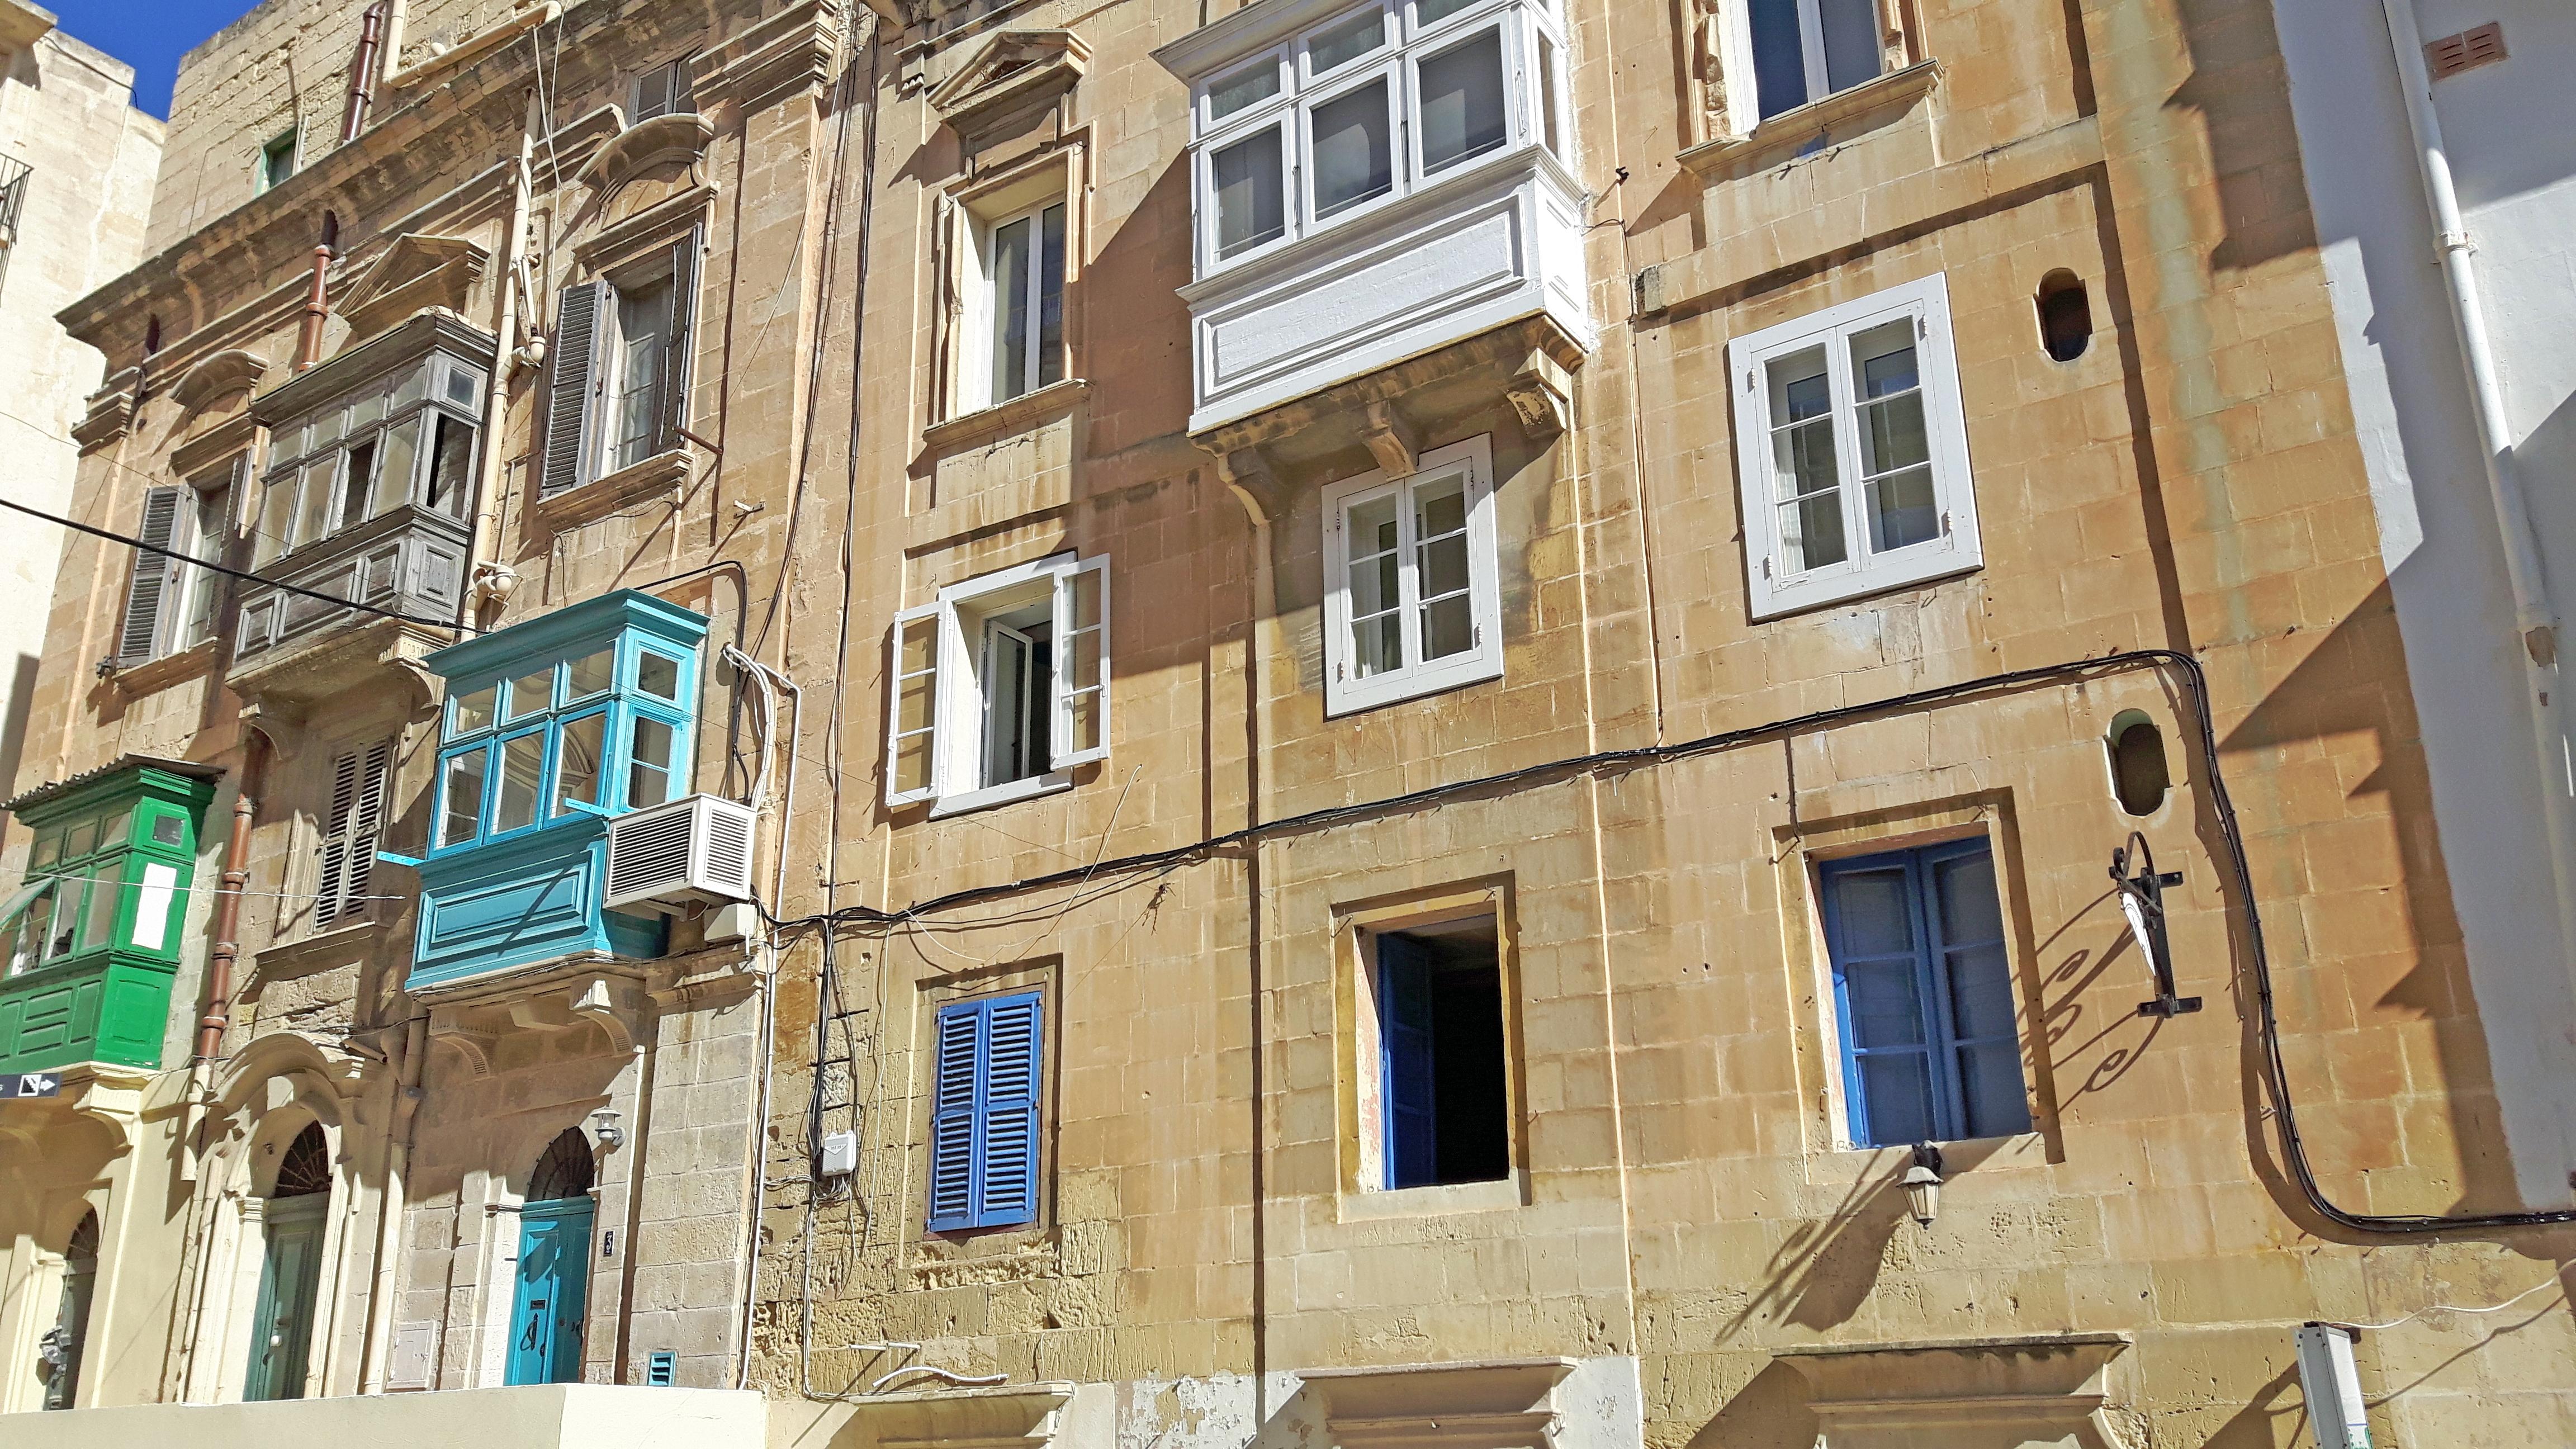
[2295,1323,2372,1449]
[819,1130,859,1177]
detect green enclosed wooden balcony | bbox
[0,757,219,1076]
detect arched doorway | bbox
[505,1127,596,1386]
[39,1210,97,1410]
[244,1122,332,1401]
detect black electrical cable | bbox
[790,647,2576,1237]
[0,495,479,636]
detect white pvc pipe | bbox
[2379,0,2576,1019]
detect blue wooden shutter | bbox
[1921,841,2028,1139]
[1377,934,1438,1188]
[1820,853,1939,1148]
[927,1001,980,1231]
[977,992,1042,1227]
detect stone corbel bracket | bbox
[1304,1357,1578,1449]
[428,1002,507,1079]
[1363,400,1420,479]
[1507,350,1573,442]
[430,969,650,1076]
[694,0,841,117]
[73,368,143,453]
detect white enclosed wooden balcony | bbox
[1156,0,1594,437]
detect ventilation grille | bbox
[646,1349,676,1386]
[702,802,752,894]
[2427,22,2506,78]
[605,809,696,901]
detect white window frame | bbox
[963,198,1069,413]
[1184,0,1569,279]
[1321,434,1503,716]
[885,553,1112,817]
[1722,0,1900,130]
[1727,272,1979,621]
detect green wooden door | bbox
[244,1195,326,1401]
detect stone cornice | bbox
[695,0,844,115]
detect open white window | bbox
[945,169,1074,419]
[1728,273,1978,620]
[114,460,238,668]
[886,553,1110,816]
[1322,435,1503,715]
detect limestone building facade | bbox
[2,0,2574,1446]
[0,2,162,824]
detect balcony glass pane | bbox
[1213,127,1286,258]
[296,460,335,548]
[555,713,605,816]
[637,653,681,700]
[566,650,615,702]
[628,717,675,809]
[373,416,420,517]
[392,362,428,410]
[506,669,553,722]
[1418,30,1507,173]
[427,415,475,515]
[1417,0,1479,23]
[496,735,543,832]
[1311,79,1394,217]
[451,685,496,736]
[1208,59,1281,121]
[257,472,296,566]
[439,751,487,846]
[79,874,117,952]
[1309,8,1386,74]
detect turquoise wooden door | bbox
[506,1198,594,1385]
[244,1196,326,1401]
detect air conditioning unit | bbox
[603,794,756,911]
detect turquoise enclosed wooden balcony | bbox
[404,591,707,991]
[0,757,219,1075]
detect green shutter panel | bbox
[976,993,1042,1227]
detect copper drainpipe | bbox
[341,2,387,144]
[293,214,339,372]
[195,735,266,1065]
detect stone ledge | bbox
[1678,59,1943,175]
[923,376,1090,455]
[531,448,693,536]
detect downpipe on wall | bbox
[2378,0,2576,1101]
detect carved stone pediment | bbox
[1775,1333,2133,1449]
[171,349,273,415]
[338,235,492,347]
[425,959,651,1077]
[1301,1358,1578,1449]
[73,368,141,452]
[930,30,1090,148]
[581,112,717,219]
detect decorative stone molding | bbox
[922,376,1089,454]
[102,637,221,699]
[1774,1333,2133,1449]
[1301,1358,1579,1449]
[170,349,273,413]
[573,184,718,272]
[338,235,493,345]
[425,957,652,1077]
[929,31,1090,149]
[581,113,717,203]
[1191,313,1585,472]
[1362,400,1420,479]
[530,447,691,536]
[1505,349,1573,441]
[695,0,841,116]
[383,2,564,93]
[842,1379,1075,1449]
[226,616,457,715]
[168,410,261,480]
[1678,59,1942,174]
[72,368,141,452]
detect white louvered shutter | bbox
[1051,557,1110,769]
[886,604,943,808]
[540,281,609,496]
[116,487,185,664]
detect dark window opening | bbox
[39,1210,97,1410]
[274,1122,332,1196]
[1376,915,1510,1189]
[979,599,1054,788]
[2037,271,2092,362]
[2109,715,2170,816]
[528,1126,596,1203]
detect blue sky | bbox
[49,0,253,118]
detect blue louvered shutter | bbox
[927,1002,981,1231]
[1377,934,1438,1188]
[976,993,1042,1227]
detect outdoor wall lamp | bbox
[2112,832,2203,1019]
[589,1106,625,1151]
[1902,1142,1944,1227]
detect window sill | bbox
[924,377,1090,454]
[106,637,221,698]
[1337,1171,1525,1221]
[1324,655,1503,719]
[1751,548,1981,623]
[1807,1131,2050,1184]
[927,772,1072,820]
[532,447,692,536]
[1678,59,1943,174]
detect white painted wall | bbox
[2274,0,2576,1206]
